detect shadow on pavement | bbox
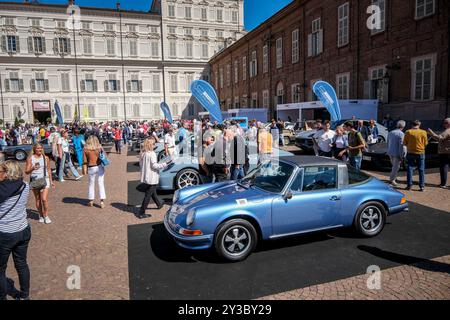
[111,202,139,215]
[26,209,40,221]
[149,222,335,264]
[358,245,450,274]
[62,197,89,206]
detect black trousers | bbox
[115,140,122,153]
[0,226,31,300]
[439,154,450,186]
[139,184,162,214]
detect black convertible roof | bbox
[280,155,345,167]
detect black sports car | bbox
[362,140,439,169]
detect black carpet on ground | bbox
[127,180,174,206]
[127,202,450,300]
[127,149,140,157]
[127,161,140,173]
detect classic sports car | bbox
[2,137,77,162]
[295,120,388,152]
[362,139,439,169]
[2,138,53,161]
[158,142,294,190]
[164,156,408,261]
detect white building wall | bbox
[0,0,245,123]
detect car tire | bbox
[214,219,257,262]
[175,168,201,190]
[354,201,386,237]
[157,151,165,162]
[15,150,28,161]
[377,136,386,143]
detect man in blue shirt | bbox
[387,120,406,186]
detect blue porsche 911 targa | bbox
[164,156,408,261]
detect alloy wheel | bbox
[360,206,383,232]
[222,226,252,256]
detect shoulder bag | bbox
[30,156,47,190]
[99,150,110,167]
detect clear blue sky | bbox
[0,0,293,30]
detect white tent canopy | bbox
[223,108,268,123]
[277,100,379,122]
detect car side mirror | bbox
[283,190,293,201]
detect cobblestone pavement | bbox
[258,255,450,300]
[7,148,169,300]
[4,145,450,300]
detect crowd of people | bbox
[0,115,449,299]
[309,117,450,191]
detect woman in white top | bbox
[25,143,55,224]
[331,126,349,162]
[138,138,171,219]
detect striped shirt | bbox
[0,183,30,234]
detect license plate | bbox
[363,156,372,161]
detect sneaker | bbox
[88,201,94,207]
[390,181,398,187]
[38,216,45,223]
[439,185,448,189]
[44,216,52,224]
[100,201,105,209]
[75,175,83,181]
[405,186,412,191]
[59,179,65,182]
[419,187,425,192]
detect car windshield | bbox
[240,160,295,193]
[330,120,348,130]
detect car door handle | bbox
[330,195,341,201]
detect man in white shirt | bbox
[164,127,176,157]
[313,120,335,157]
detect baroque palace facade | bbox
[0,0,244,123]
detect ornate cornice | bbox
[103,31,117,38]
[1,26,18,34]
[126,33,139,39]
[79,30,94,37]
[0,2,160,21]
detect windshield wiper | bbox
[238,177,255,188]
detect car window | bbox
[347,165,370,185]
[289,170,303,192]
[241,160,295,193]
[302,166,337,192]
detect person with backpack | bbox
[344,122,366,171]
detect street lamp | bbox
[0,71,4,128]
[71,8,81,122]
[117,2,127,122]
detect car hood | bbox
[364,142,388,155]
[296,130,316,138]
[177,181,268,210]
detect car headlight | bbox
[186,209,196,226]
